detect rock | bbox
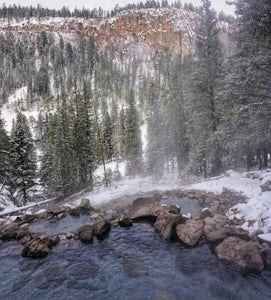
[49,206,68,216]
[78,225,94,243]
[203,214,229,243]
[204,229,228,243]
[261,248,271,270]
[20,214,37,224]
[104,209,115,220]
[224,226,250,241]
[258,233,271,245]
[66,231,78,240]
[176,219,204,246]
[93,217,111,239]
[118,214,133,227]
[0,222,19,240]
[154,208,185,240]
[215,237,264,272]
[91,212,103,219]
[260,180,271,192]
[22,234,58,259]
[69,206,81,216]
[200,208,213,219]
[128,197,162,221]
[16,225,30,241]
[166,204,180,215]
[49,235,60,246]
[80,198,92,210]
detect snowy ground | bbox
[187,169,271,236]
[68,160,181,208]
[1,154,271,239]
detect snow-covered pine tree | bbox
[0,116,10,183]
[146,79,165,181]
[187,0,224,177]
[223,0,271,170]
[72,83,96,190]
[125,90,143,176]
[9,112,37,205]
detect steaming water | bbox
[1,222,271,300]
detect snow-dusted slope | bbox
[1,87,41,135]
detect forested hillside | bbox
[0,0,270,206]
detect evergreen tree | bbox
[223,0,271,170]
[146,80,165,181]
[188,0,224,176]
[125,90,142,176]
[0,117,10,183]
[72,85,96,190]
[10,112,36,204]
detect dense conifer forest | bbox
[0,0,270,205]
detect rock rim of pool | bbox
[0,188,269,273]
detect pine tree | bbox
[146,80,165,181]
[10,112,36,205]
[0,116,10,183]
[188,0,224,176]
[223,0,271,170]
[125,90,142,176]
[72,84,96,190]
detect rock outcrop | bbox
[215,237,264,272]
[0,7,209,56]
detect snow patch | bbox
[188,169,271,235]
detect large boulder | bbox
[203,214,229,243]
[176,219,204,246]
[78,225,94,243]
[154,205,185,240]
[93,217,111,239]
[80,198,92,210]
[22,234,59,259]
[48,206,68,218]
[215,237,264,272]
[0,222,29,241]
[0,223,20,240]
[203,214,249,243]
[128,197,162,221]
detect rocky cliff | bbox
[0,7,231,57]
[0,7,201,56]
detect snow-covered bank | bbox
[187,169,271,235]
[2,161,271,238]
[68,161,180,208]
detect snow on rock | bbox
[258,233,271,243]
[188,169,271,235]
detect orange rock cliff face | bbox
[0,7,229,56]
